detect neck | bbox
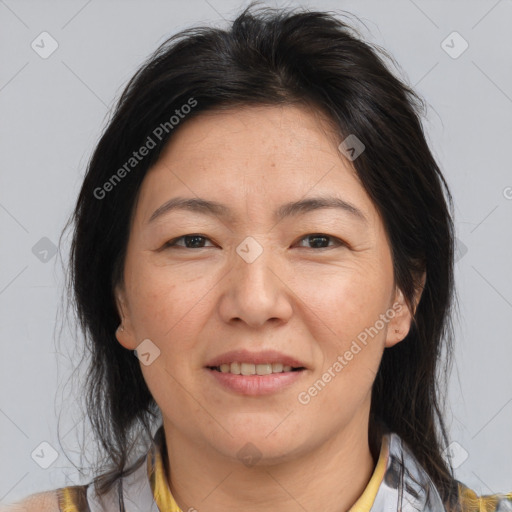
[162,412,379,512]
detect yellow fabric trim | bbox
[56,486,90,512]
[348,435,390,512]
[458,482,512,512]
[148,428,183,512]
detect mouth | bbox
[207,362,306,375]
[204,350,308,394]
[205,362,307,396]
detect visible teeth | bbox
[272,363,283,372]
[256,363,272,375]
[241,363,255,375]
[214,362,300,374]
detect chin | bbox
[212,423,311,466]
[223,440,305,467]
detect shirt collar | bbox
[145,424,446,512]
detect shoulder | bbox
[0,490,59,512]
[0,484,90,512]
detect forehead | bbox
[134,104,377,228]
[160,103,342,164]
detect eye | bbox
[295,233,345,249]
[162,233,346,250]
[163,234,215,249]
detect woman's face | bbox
[115,104,418,463]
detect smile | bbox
[208,362,306,375]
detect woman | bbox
[4,3,511,512]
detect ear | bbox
[114,284,138,350]
[385,271,426,348]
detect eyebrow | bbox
[147,196,368,225]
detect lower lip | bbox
[206,368,306,395]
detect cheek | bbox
[128,267,205,412]
[295,262,391,340]
[293,263,391,398]
[126,261,207,339]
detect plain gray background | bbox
[1,0,511,505]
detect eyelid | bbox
[162,234,216,249]
[162,233,346,250]
[293,233,346,249]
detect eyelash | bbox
[163,233,346,250]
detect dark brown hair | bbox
[61,2,460,506]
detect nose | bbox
[217,242,294,329]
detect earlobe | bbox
[115,324,136,350]
[113,286,137,350]
[385,287,411,348]
[385,271,426,348]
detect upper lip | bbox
[205,349,307,369]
